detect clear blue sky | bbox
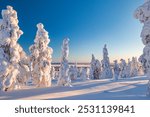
[0,0,144,63]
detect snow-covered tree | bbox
[113,60,120,81]
[77,67,82,77]
[134,0,150,96]
[89,54,95,79]
[50,66,55,80]
[73,63,78,80]
[81,67,87,80]
[54,70,59,80]
[69,64,78,80]
[126,58,131,77]
[120,59,128,78]
[57,38,71,86]
[29,23,53,88]
[89,54,101,79]
[0,6,29,91]
[69,66,74,80]
[93,59,101,79]
[89,54,96,79]
[101,44,113,78]
[130,57,138,77]
[138,63,144,76]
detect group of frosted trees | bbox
[120,57,140,78]
[89,45,112,80]
[134,0,150,96]
[0,6,71,91]
[0,6,89,91]
[89,44,142,81]
[0,3,148,95]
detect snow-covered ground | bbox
[0,76,150,100]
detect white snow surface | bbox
[0,76,149,100]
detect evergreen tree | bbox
[113,60,120,81]
[101,44,113,78]
[89,54,101,79]
[29,23,53,87]
[69,64,78,80]
[57,38,71,86]
[93,59,101,79]
[0,6,29,91]
[130,57,138,77]
[126,58,131,77]
[120,59,128,78]
[51,66,55,80]
[89,54,96,79]
[81,67,87,81]
[134,0,150,96]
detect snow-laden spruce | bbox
[130,57,138,77]
[81,67,88,80]
[113,60,120,81]
[89,54,96,79]
[50,66,55,80]
[120,59,128,78]
[29,23,53,87]
[73,63,78,80]
[126,58,132,77]
[94,59,101,79]
[101,44,113,79]
[77,67,82,77]
[0,6,29,91]
[57,38,72,86]
[69,64,78,80]
[89,54,101,79]
[134,0,150,96]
